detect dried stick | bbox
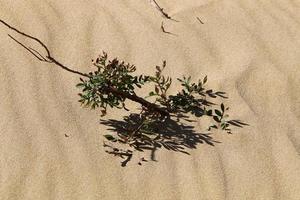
[196,17,204,24]
[161,21,170,34]
[160,22,177,36]
[0,19,89,78]
[150,0,178,22]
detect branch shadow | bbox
[100,113,220,167]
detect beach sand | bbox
[0,0,300,199]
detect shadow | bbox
[100,113,220,166]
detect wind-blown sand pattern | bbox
[1,0,300,199]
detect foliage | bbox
[76,52,248,166]
[0,19,248,167]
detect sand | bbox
[0,0,300,199]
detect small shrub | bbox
[0,19,248,166]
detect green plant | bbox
[76,52,247,165]
[0,19,248,166]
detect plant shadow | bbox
[100,112,220,167]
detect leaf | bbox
[187,76,191,84]
[213,116,221,123]
[210,125,218,129]
[136,84,141,88]
[156,66,161,72]
[231,120,249,126]
[208,93,217,98]
[104,134,117,142]
[76,83,85,88]
[203,75,207,84]
[148,91,156,96]
[221,103,225,112]
[162,60,166,68]
[221,123,226,129]
[227,120,243,128]
[138,75,143,82]
[206,110,213,116]
[215,109,222,117]
[162,76,165,84]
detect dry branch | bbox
[0,19,89,77]
[197,17,204,24]
[150,0,178,22]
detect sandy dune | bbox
[1,0,300,199]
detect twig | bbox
[196,17,204,24]
[8,34,47,62]
[160,22,177,36]
[160,21,169,33]
[150,0,178,22]
[0,19,89,77]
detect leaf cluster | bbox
[75,53,248,164]
[76,52,150,115]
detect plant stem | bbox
[0,19,89,78]
[103,86,170,117]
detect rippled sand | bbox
[0,1,300,199]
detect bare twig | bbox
[0,19,89,77]
[7,34,48,62]
[160,21,177,36]
[196,17,204,24]
[0,19,51,56]
[150,0,178,22]
[160,21,169,33]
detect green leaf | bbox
[187,76,191,83]
[215,109,222,117]
[203,75,207,84]
[221,103,225,112]
[104,134,117,142]
[136,84,141,88]
[156,66,161,72]
[76,83,85,88]
[208,124,218,131]
[206,110,213,116]
[149,91,156,96]
[213,116,221,123]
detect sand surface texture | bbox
[1,0,300,199]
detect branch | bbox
[7,34,48,62]
[160,21,177,36]
[150,0,178,22]
[103,86,170,117]
[196,17,204,24]
[1,19,170,117]
[0,19,89,77]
